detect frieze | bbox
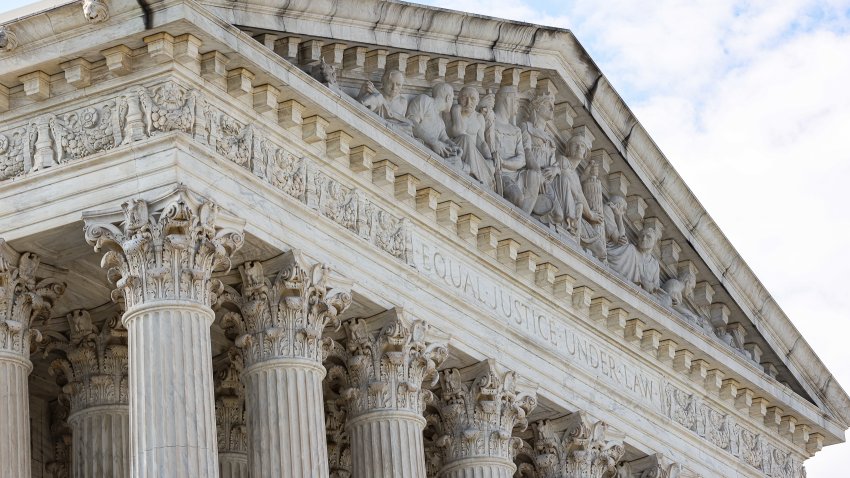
[411,234,805,477]
[0,79,413,265]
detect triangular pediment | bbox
[192,0,850,430]
[0,0,845,463]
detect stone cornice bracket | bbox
[340,307,449,417]
[42,309,128,412]
[528,411,626,478]
[215,347,247,454]
[82,186,246,315]
[215,251,353,367]
[431,359,538,468]
[0,239,67,357]
[0,25,18,53]
[83,0,109,23]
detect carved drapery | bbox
[84,188,245,478]
[427,360,537,477]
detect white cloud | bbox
[420,0,850,473]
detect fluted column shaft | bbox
[126,302,219,478]
[348,411,426,477]
[441,459,515,478]
[219,453,249,478]
[68,405,130,477]
[243,359,328,478]
[0,352,32,478]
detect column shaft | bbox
[348,412,426,478]
[441,460,515,478]
[219,453,249,478]
[243,360,328,478]
[126,303,219,478]
[69,406,130,478]
[0,354,31,478]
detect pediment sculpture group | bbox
[355,69,666,297]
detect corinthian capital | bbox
[619,454,681,478]
[216,250,352,366]
[430,359,537,464]
[83,187,245,312]
[526,411,625,478]
[0,240,66,356]
[340,308,448,417]
[44,309,128,411]
[215,347,247,454]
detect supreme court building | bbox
[0,0,847,477]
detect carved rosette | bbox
[0,242,66,357]
[216,253,352,368]
[340,310,448,417]
[430,360,537,466]
[83,187,245,313]
[215,347,247,454]
[528,412,625,478]
[44,310,128,412]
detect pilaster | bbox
[83,187,245,478]
[216,254,352,478]
[340,309,449,478]
[0,241,66,478]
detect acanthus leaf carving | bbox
[42,309,128,411]
[525,412,625,478]
[338,308,448,417]
[0,240,66,356]
[215,253,352,367]
[428,360,537,466]
[82,186,245,311]
[215,347,247,454]
[49,101,121,163]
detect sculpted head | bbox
[431,83,455,113]
[458,86,480,113]
[494,86,518,119]
[530,90,555,122]
[568,127,594,160]
[638,225,662,252]
[382,69,405,99]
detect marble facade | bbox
[0,0,846,477]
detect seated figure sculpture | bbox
[490,86,534,211]
[446,86,495,190]
[549,127,602,238]
[358,69,414,135]
[520,91,560,217]
[603,195,663,293]
[406,82,462,169]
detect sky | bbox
[2,0,849,475]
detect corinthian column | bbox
[340,309,448,478]
[215,348,248,478]
[524,411,625,478]
[45,309,130,478]
[429,360,537,478]
[0,241,66,478]
[216,253,352,478]
[83,187,245,478]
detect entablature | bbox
[0,0,845,473]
